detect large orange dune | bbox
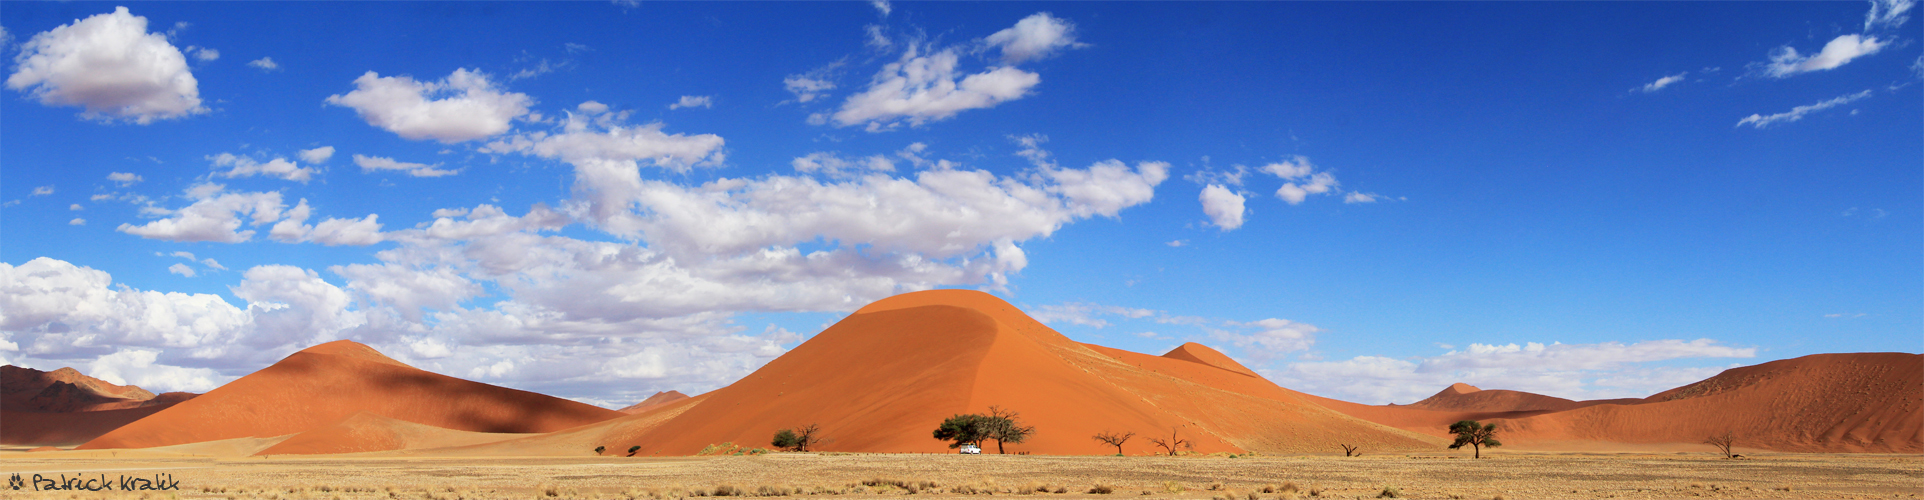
[1310,353,1922,453]
[1406,383,1641,413]
[520,289,1438,457]
[77,340,622,450]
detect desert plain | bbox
[1,451,1920,500]
[3,290,1919,500]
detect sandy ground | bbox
[1,451,1917,500]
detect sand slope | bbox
[1406,383,1641,413]
[559,290,1436,456]
[618,390,690,414]
[255,411,533,455]
[77,340,622,450]
[1311,353,1921,453]
[0,365,198,446]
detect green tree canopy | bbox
[1447,420,1502,459]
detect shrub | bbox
[1088,484,1115,495]
[594,445,606,455]
[1378,486,1402,498]
[628,445,642,456]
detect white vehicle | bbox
[958,443,982,454]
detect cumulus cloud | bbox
[186,46,218,62]
[668,95,713,110]
[247,57,279,71]
[31,186,53,196]
[1758,35,1886,78]
[1639,72,1686,93]
[5,7,206,123]
[266,199,384,246]
[1260,156,1339,204]
[117,187,287,243]
[1030,303,1156,328]
[1217,318,1318,358]
[783,63,841,104]
[1275,339,1756,404]
[352,154,458,177]
[791,152,895,178]
[1344,192,1380,204]
[298,146,335,164]
[870,0,891,16]
[984,13,1082,64]
[832,45,1040,130]
[107,172,144,186]
[167,263,196,277]
[210,152,318,183]
[1199,184,1246,231]
[325,68,532,142]
[1736,90,1872,128]
[69,218,86,226]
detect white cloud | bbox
[1166,240,1186,247]
[162,251,225,272]
[210,152,317,183]
[984,12,1082,64]
[783,63,841,104]
[831,44,1041,130]
[298,146,335,164]
[1736,90,1872,128]
[31,186,53,196]
[265,201,384,246]
[791,152,896,178]
[68,218,86,226]
[107,172,144,186]
[5,7,206,123]
[1276,339,1756,404]
[1199,184,1246,231]
[88,348,223,393]
[1344,192,1380,204]
[167,263,196,277]
[70,204,84,211]
[247,57,279,71]
[1215,318,1319,360]
[186,45,218,62]
[870,0,891,16]
[1030,303,1156,329]
[1262,156,1339,205]
[352,154,458,177]
[325,68,532,142]
[668,95,713,110]
[1639,72,1686,93]
[117,187,286,243]
[1759,35,1886,78]
[1866,0,1915,30]
[1011,133,1054,168]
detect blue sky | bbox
[2,1,1917,407]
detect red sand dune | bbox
[0,365,198,446]
[254,411,533,455]
[553,289,1437,456]
[1311,353,1922,453]
[1406,383,1642,413]
[618,390,690,414]
[77,340,622,450]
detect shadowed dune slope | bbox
[618,390,690,414]
[76,340,622,450]
[1,365,192,413]
[0,406,174,447]
[564,289,1436,456]
[1309,353,1921,453]
[255,411,533,455]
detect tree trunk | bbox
[1473,443,1480,459]
[996,439,1006,454]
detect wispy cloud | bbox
[1736,90,1871,128]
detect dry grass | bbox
[0,452,1915,499]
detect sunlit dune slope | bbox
[618,390,690,414]
[567,289,1437,456]
[76,340,622,450]
[254,411,533,455]
[1308,353,1921,453]
[1407,383,1642,413]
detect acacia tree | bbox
[627,445,641,457]
[984,406,1036,454]
[773,424,828,452]
[1448,420,1502,459]
[933,414,990,450]
[1092,431,1135,455]
[1340,444,1360,457]
[1704,431,1736,459]
[1146,426,1193,456]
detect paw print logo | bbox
[8,473,23,490]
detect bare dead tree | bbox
[1705,431,1736,459]
[1340,444,1360,457]
[1146,425,1193,456]
[1092,431,1135,455]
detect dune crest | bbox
[77,340,622,450]
[618,390,691,414]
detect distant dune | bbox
[256,412,534,455]
[0,365,198,446]
[77,340,622,450]
[521,289,1438,456]
[1311,353,1922,453]
[618,390,691,414]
